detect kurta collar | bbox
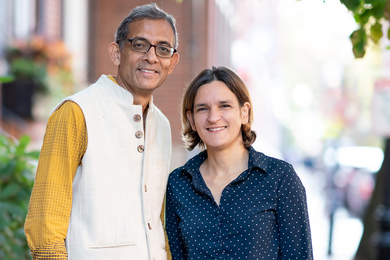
[101,75,155,113]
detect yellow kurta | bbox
[25,76,171,259]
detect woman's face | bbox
[187,80,249,151]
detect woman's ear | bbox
[187,110,197,131]
[108,42,121,66]
[241,102,250,125]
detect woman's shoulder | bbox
[249,146,292,165]
[248,146,295,177]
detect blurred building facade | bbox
[0,0,235,169]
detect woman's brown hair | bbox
[181,66,256,151]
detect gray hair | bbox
[115,3,178,50]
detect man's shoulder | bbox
[67,75,112,103]
[150,104,171,129]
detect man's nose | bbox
[143,46,159,62]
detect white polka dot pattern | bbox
[166,146,313,260]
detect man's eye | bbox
[158,46,170,54]
[132,40,147,49]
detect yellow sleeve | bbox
[161,197,172,260]
[24,101,87,259]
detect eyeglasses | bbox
[118,38,177,59]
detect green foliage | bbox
[339,0,390,58]
[0,75,15,84]
[0,135,39,260]
[6,46,49,94]
[350,27,368,57]
[9,58,48,94]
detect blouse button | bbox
[133,114,141,122]
[144,185,147,192]
[137,145,144,153]
[148,223,152,230]
[135,131,143,139]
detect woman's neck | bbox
[203,145,249,177]
[200,145,249,205]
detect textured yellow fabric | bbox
[107,74,116,83]
[30,241,69,260]
[25,101,87,259]
[162,196,172,260]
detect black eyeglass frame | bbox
[117,38,177,59]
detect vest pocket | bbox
[89,242,136,249]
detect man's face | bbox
[115,19,179,98]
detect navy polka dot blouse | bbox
[166,146,313,260]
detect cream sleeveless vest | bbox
[53,75,171,259]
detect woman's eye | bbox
[196,107,207,112]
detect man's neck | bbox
[113,75,153,111]
[143,104,149,130]
[133,94,152,112]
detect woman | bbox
[166,66,313,260]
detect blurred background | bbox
[0,0,389,259]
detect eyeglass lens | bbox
[131,38,173,58]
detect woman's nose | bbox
[208,107,221,122]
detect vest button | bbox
[133,114,141,122]
[137,145,144,153]
[135,131,143,139]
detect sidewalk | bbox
[296,165,363,260]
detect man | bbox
[24,3,179,259]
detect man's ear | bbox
[108,42,121,66]
[186,110,196,131]
[167,52,180,75]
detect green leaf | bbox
[0,75,15,84]
[15,135,30,156]
[0,134,36,259]
[364,0,387,4]
[3,225,14,238]
[370,5,385,20]
[0,202,25,216]
[388,27,390,40]
[0,159,16,178]
[0,215,10,229]
[350,28,367,58]
[0,183,21,199]
[340,0,361,12]
[362,0,375,4]
[350,28,367,44]
[353,44,366,58]
[26,150,40,159]
[359,8,372,25]
[371,22,383,43]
